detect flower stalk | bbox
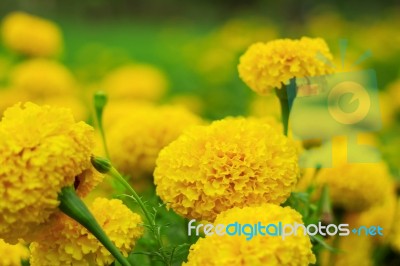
[275,79,297,136]
[94,91,110,159]
[91,156,170,265]
[58,186,131,266]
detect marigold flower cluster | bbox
[0,103,101,243]
[184,204,316,266]
[30,198,143,266]
[238,37,333,95]
[154,117,299,221]
[1,11,62,57]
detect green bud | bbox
[94,91,108,113]
[91,156,112,174]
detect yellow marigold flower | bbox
[302,137,393,212]
[0,102,101,243]
[102,64,168,101]
[319,234,373,266]
[1,12,62,57]
[184,204,315,266]
[106,104,203,178]
[154,117,299,222]
[30,198,143,266]
[10,58,76,98]
[345,185,397,244]
[238,37,333,95]
[0,239,29,266]
[391,198,400,252]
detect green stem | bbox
[275,80,297,136]
[94,91,110,159]
[58,186,131,266]
[91,156,169,265]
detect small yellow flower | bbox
[184,204,315,266]
[0,103,101,243]
[238,37,333,95]
[30,198,143,266]
[10,58,76,98]
[1,12,62,57]
[106,103,203,178]
[154,117,299,222]
[0,239,29,266]
[102,64,168,101]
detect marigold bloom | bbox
[346,186,397,244]
[184,204,315,266]
[238,37,333,95]
[102,64,168,101]
[0,103,101,243]
[30,198,143,266]
[10,58,76,98]
[0,239,29,266]
[154,117,299,221]
[320,234,373,266]
[1,12,62,57]
[106,104,202,178]
[301,138,393,212]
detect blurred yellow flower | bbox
[346,185,397,244]
[102,64,168,101]
[0,239,29,266]
[106,103,202,178]
[10,58,76,99]
[154,117,299,222]
[0,88,29,115]
[30,198,143,266]
[301,137,393,212]
[320,234,373,266]
[184,204,315,266]
[1,11,62,57]
[0,103,101,243]
[238,37,333,95]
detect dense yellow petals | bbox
[154,117,299,222]
[184,204,315,266]
[0,103,101,243]
[30,198,143,266]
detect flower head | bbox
[102,64,168,101]
[0,239,29,266]
[106,103,203,178]
[10,58,76,98]
[300,138,393,212]
[0,103,101,243]
[154,117,299,222]
[238,37,333,95]
[30,198,143,266]
[184,204,315,266]
[1,12,62,57]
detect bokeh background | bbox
[0,1,400,265]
